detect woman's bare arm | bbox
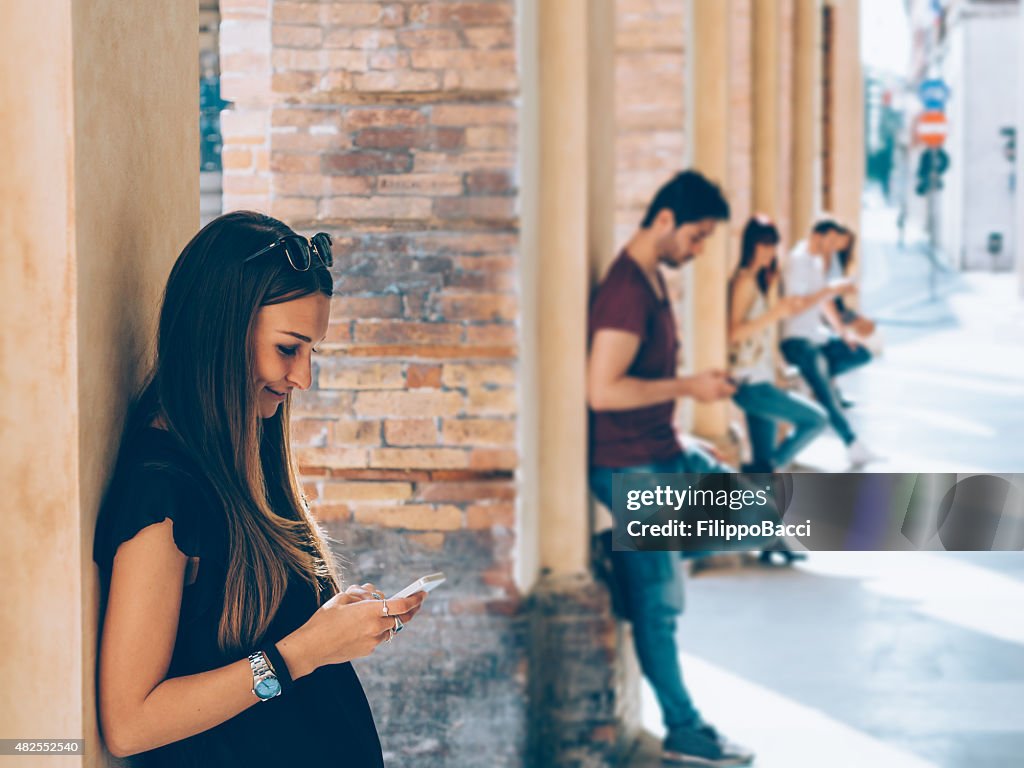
[98,520,270,757]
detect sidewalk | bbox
[625,552,1024,767]
[790,195,1024,472]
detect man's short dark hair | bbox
[640,170,731,228]
[811,217,844,236]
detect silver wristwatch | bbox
[248,650,282,701]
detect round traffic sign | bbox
[916,110,948,148]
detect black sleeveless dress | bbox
[93,427,384,767]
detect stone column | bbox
[792,0,823,241]
[0,2,197,764]
[1018,0,1024,297]
[691,0,733,439]
[829,0,864,253]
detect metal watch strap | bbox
[248,650,281,701]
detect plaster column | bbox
[536,0,591,575]
[1018,0,1024,297]
[791,0,823,240]
[753,1,783,219]
[0,2,197,764]
[690,0,733,439]
[829,0,865,251]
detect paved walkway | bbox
[626,553,1024,767]
[789,195,1024,472]
[626,198,1024,767]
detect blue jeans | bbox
[780,337,872,445]
[733,381,828,471]
[589,448,733,732]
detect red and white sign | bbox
[916,110,948,148]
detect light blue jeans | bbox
[732,381,828,471]
[589,447,733,732]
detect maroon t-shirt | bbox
[588,252,682,468]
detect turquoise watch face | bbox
[255,677,281,699]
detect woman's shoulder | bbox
[94,427,217,572]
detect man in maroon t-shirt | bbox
[588,171,754,767]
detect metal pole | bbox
[927,147,938,301]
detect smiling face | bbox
[252,293,331,419]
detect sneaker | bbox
[847,439,882,467]
[662,724,754,766]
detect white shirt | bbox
[782,240,829,342]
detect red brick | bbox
[319,361,405,390]
[291,419,332,446]
[355,391,463,419]
[431,105,516,126]
[442,418,516,446]
[353,321,463,346]
[464,26,515,49]
[221,51,271,72]
[270,152,320,174]
[321,2,384,26]
[352,504,462,530]
[322,481,413,503]
[331,420,382,446]
[384,419,439,446]
[353,127,463,151]
[409,50,515,71]
[311,503,351,522]
[290,390,354,418]
[433,196,515,222]
[344,107,427,129]
[223,174,270,195]
[465,387,516,416]
[272,24,322,48]
[408,3,512,26]
[443,68,517,92]
[466,503,515,529]
[415,481,516,503]
[369,449,469,470]
[441,363,516,389]
[295,446,369,470]
[465,170,513,195]
[352,71,440,92]
[413,150,515,173]
[272,71,317,94]
[406,364,442,389]
[468,449,518,470]
[319,196,433,220]
[269,196,317,221]
[397,29,462,48]
[351,29,398,48]
[465,125,516,149]
[330,294,403,320]
[377,173,463,196]
[322,151,412,175]
[438,293,517,322]
[273,2,320,25]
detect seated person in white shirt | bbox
[779,217,881,467]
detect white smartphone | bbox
[389,572,446,600]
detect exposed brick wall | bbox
[220,2,524,764]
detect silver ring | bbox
[371,591,385,601]
[386,628,394,643]
[382,599,389,617]
[393,616,404,634]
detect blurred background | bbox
[2,0,1022,766]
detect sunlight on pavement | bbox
[799,553,1024,646]
[639,654,940,768]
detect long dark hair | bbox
[122,210,340,654]
[735,215,781,295]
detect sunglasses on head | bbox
[243,232,333,271]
